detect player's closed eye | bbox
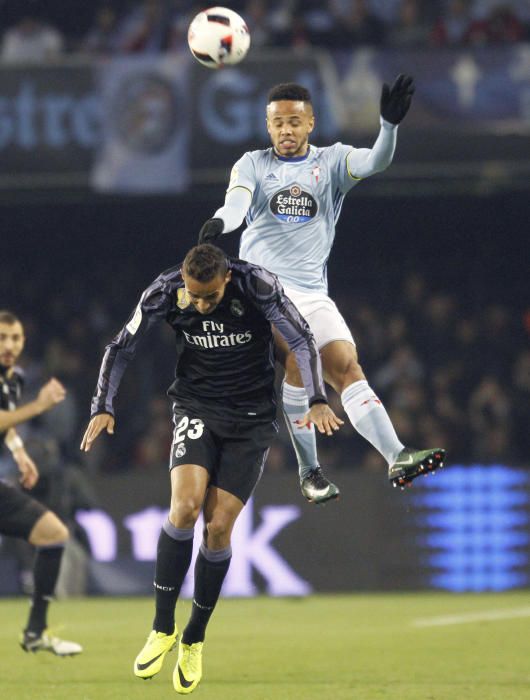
[190,294,216,302]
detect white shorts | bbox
[283,286,355,350]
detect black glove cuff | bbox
[198,218,224,244]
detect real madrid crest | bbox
[177,288,190,309]
[230,299,245,317]
[175,443,186,458]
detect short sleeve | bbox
[328,142,362,195]
[227,152,257,196]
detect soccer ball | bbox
[188,7,250,69]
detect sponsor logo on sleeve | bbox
[228,165,239,188]
[177,288,190,309]
[126,304,143,335]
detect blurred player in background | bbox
[81,244,341,694]
[0,310,82,656]
[199,75,445,500]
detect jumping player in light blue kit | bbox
[199,76,445,502]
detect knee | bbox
[169,499,201,529]
[205,517,232,549]
[347,356,364,380]
[47,518,69,545]
[341,358,365,389]
[327,355,365,393]
[29,512,69,547]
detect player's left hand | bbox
[13,448,39,489]
[198,218,224,245]
[80,413,115,452]
[300,403,344,436]
[380,74,415,125]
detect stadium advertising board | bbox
[188,50,338,177]
[0,48,529,191]
[0,63,95,187]
[2,466,527,596]
[91,54,190,193]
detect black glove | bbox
[198,218,224,245]
[380,74,415,125]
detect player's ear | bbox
[225,270,232,284]
[307,113,315,134]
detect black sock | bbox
[182,545,231,645]
[25,545,64,635]
[153,524,194,635]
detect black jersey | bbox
[0,365,24,447]
[91,257,326,423]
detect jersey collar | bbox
[273,145,312,163]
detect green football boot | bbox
[300,466,340,504]
[389,447,446,489]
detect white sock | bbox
[282,382,319,480]
[341,380,404,465]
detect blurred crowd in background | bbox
[1,0,529,63]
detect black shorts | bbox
[169,404,277,504]
[0,480,47,540]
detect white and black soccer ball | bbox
[188,6,250,69]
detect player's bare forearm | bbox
[0,400,46,432]
[0,377,66,431]
[80,413,115,452]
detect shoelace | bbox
[308,469,329,489]
[183,646,201,674]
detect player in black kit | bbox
[81,244,342,694]
[0,310,82,656]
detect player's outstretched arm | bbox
[299,403,344,436]
[198,186,252,244]
[380,74,415,125]
[345,75,415,181]
[0,378,66,432]
[80,413,115,452]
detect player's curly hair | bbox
[183,244,228,283]
[268,83,312,104]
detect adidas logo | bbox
[265,173,279,181]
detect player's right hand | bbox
[14,449,39,489]
[198,218,224,244]
[300,403,344,436]
[80,413,115,452]
[37,378,66,412]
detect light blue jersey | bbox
[232,144,357,293]
[216,121,397,294]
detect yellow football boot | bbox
[173,640,203,694]
[134,626,177,679]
